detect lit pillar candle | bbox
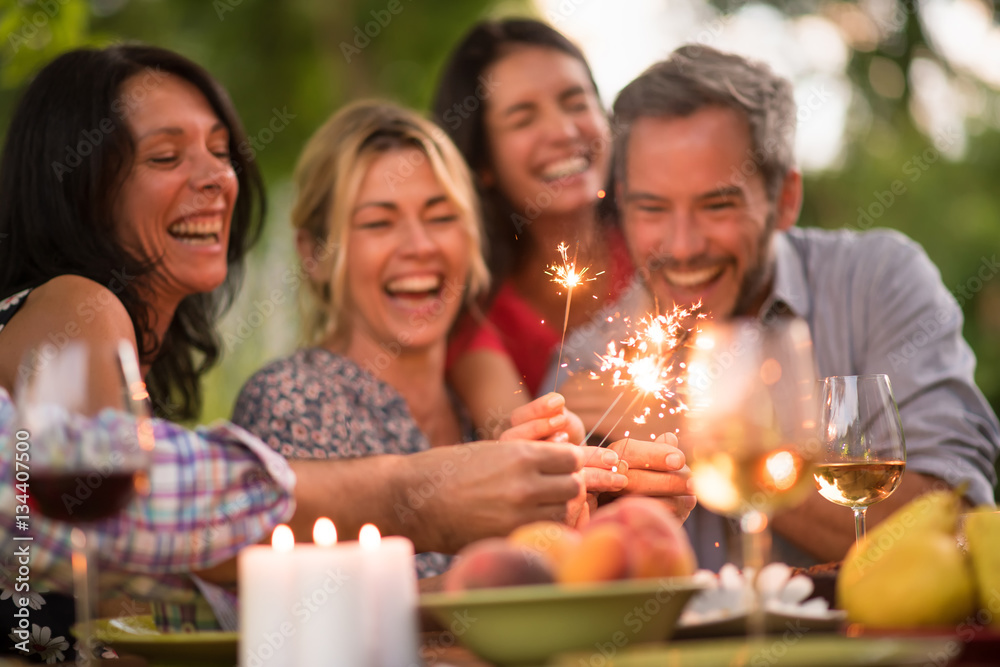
[294,518,366,667]
[359,524,419,667]
[239,525,296,667]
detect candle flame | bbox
[271,524,294,552]
[359,523,381,551]
[313,518,337,546]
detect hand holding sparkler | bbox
[500,393,630,498]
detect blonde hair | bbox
[291,100,489,346]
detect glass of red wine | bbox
[17,340,153,665]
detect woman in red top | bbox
[433,18,634,430]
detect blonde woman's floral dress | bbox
[232,347,465,578]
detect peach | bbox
[443,538,555,591]
[556,523,632,584]
[587,497,697,578]
[507,521,582,569]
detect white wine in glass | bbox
[683,318,819,637]
[814,374,906,545]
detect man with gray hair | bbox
[553,45,1000,568]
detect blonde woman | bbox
[233,102,628,576]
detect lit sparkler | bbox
[584,303,704,449]
[548,242,600,392]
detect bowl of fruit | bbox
[421,498,705,666]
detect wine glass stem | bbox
[71,527,96,666]
[853,506,868,545]
[740,510,771,642]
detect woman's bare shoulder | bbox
[31,275,133,331]
[1,275,136,359]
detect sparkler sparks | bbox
[597,303,704,409]
[584,303,704,448]
[548,242,600,392]
[547,242,596,291]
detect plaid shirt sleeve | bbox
[0,388,296,604]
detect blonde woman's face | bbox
[341,148,471,359]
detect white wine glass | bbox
[682,317,819,637]
[814,374,906,546]
[16,340,153,665]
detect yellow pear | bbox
[963,508,1000,630]
[866,489,962,547]
[838,530,976,627]
[838,489,975,627]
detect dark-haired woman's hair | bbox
[431,18,607,293]
[0,44,266,420]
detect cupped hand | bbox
[502,393,628,497]
[602,432,697,522]
[501,392,586,445]
[416,439,587,553]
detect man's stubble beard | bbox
[730,210,778,318]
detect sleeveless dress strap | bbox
[0,287,32,333]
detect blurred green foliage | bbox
[1,0,999,456]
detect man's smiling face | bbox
[620,106,798,318]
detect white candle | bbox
[293,518,366,667]
[359,524,419,667]
[239,525,296,667]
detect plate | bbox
[80,616,236,667]
[552,635,959,666]
[420,577,704,666]
[675,609,845,639]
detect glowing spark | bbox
[596,302,704,412]
[585,302,704,449]
[548,242,599,392]
[546,242,597,291]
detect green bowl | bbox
[78,616,236,667]
[420,577,703,666]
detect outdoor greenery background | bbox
[2,1,999,465]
